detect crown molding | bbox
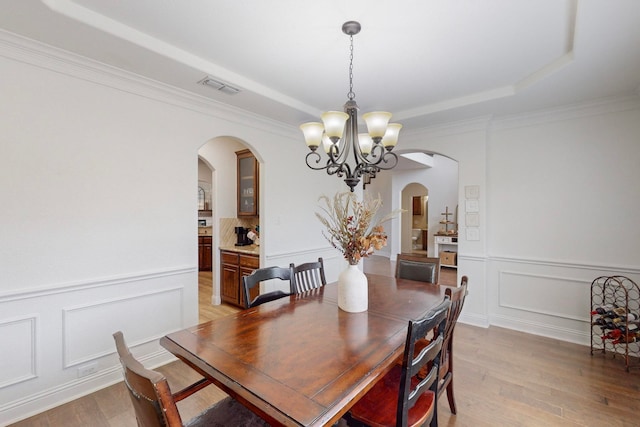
[0,29,297,139]
[403,93,640,141]
[491,94,640,131]
[404,116,492,140]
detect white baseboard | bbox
[489,314,590,347]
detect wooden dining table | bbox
[160,273,447,427]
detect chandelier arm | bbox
[305,151,331,171]
[327,162,352,178]
[375,151,399,170]
[364,144,388,165]
[353,143,397,170]
[366,143,386,161]
[326,138,349,166]
[346,107,363,167]
[323,135,353,179]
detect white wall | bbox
[486,104,640,341]
[397,103,640,341]
[0,32,335,424]
[388,125,490,327]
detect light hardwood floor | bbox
[10,256,639,426]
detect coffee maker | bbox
[234,226,252,246]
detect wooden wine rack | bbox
[590,275,640,371]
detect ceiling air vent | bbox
[198,76,240,95]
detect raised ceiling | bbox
[2,0,640,131]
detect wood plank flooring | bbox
[10,256,639,426]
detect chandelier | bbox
[300,21,402,192]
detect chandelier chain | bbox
[348,34,355,101]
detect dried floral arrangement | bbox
[316,192,402,265]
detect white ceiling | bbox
[2,0,640,131]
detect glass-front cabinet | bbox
[237,149,258,217]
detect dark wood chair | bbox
[242,266,292,308]
[438,276,468,414]
[112,331,268,427]
[395,253,440,284]
[290,257,327,293]
[409,275,468,415]
[346,297,451,427]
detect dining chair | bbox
[112,331,268,427]
[290,257,327,293]
[395,253,440,284]
[438,276,468,414]
[408,275,469,416]
[242,266,292,308]
[346,297,451,427]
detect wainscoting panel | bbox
[0,315,37,389]
[498,271,591,322]
[0,267,195,426]
[456,255,489,328]
[62,287,183,368]
[488,257,640,345]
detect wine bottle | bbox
[600,321,616,330]
[615,323,639,334]
[612,331,639,344]
[592,316,608,326]
[591,304,617,315]
[613,307,629,316]
[603,310,619,319]
[611,313,639,324]
[601,329,622,340]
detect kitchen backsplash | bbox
[220,217,259,247]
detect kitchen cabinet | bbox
[412,196,422,215]
[237,149,259,217]
[220,249,259,307]
[198,236,212,271]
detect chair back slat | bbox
[442,277,468,364]
[395,254,440,284]
[436,275,468,416]
[398,296,450,426]
[242,266,292,308]
[113,332,269,427]
[290,258,327,293]
[113,331,182,427]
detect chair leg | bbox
[342,413,366,427]
[446,380,457,414]
[430,406,438,427]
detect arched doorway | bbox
[197,136,261,319]
[401,183,428,255]
[384,152,459,285]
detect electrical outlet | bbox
[77,362,98,378]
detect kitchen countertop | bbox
[219,245,260,256]
[198,226,213,236]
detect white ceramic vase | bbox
[338,264,368,313]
